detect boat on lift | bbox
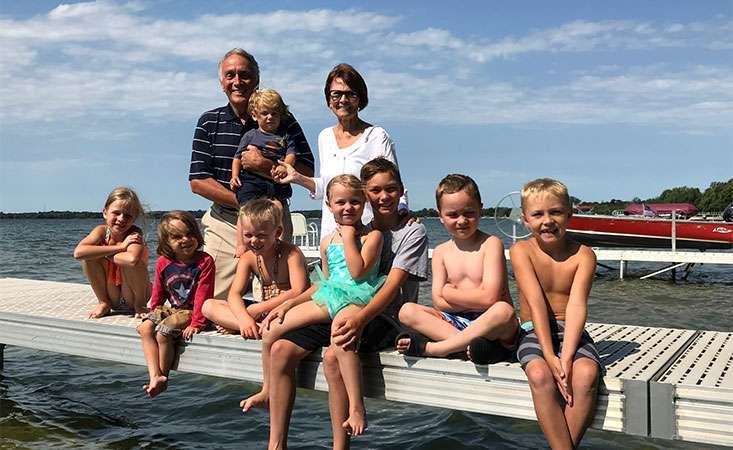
[566,203,733,250]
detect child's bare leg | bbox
[323,347,351,450]
[202,299,239,333]
[426,302,516,357]
[268,340,309,450]
[396,303,457,354]
[137,320,167,397]
[332,306,367,436]
[242,301,330,414]
[157,332,176,375]
[120,263,151,317]
[144,332,175,397]
[525,359,574,450]
[82,258,115,318]
[564,358,599,447]
[241,326,277,413]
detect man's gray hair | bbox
[218,48,260,81]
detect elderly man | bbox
[189,48,313,299]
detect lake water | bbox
[0,218,730,449]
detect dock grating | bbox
[651,330,733,445]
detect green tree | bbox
[654,186,702,204]
[699,179,733,212]
[589,199,628,215]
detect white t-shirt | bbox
[313,126,406,238]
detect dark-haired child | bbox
[136,210,214,397]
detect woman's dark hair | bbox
[324,63,368,111]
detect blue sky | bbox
[1,0,731,213]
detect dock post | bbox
[619,260,625,279]
[0,344,5,371]
[682,263,694,281]
[671,211,677,252]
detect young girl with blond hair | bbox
[261,174,385,435]
[74,187,150,318]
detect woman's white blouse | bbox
[312,126,406,238]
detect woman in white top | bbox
[277,63,407,237]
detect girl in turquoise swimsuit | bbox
[261,174,385,436]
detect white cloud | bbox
[358,65,733,129]
[0,1,730,135]
[388,18,732,62]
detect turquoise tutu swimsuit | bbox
[312,235,386,319]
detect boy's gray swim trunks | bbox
[517,320,605,375]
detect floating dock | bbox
[1,277,731,447]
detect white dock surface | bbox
[652,330,733,445]
[1,277,731,446]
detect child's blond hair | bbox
[248,89,289,116]
[520,178,571,211]
[435,174,482,210]
[104,187,144,220]
[157,210,204,260]
[239,198,283,230]
[326,174,364,201]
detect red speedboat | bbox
[566,214,733,250]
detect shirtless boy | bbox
[511,178,604,450]
[397,174,517,362]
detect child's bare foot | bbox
[88,303,111,319]
[342,409,367,436]
[396,337,411,354]
[144,375,168,398]
[394,331,428,356]
[239,390,269,413]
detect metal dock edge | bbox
[652,330,733,446]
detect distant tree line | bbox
[0,210,208,220]
[2,180,729,218]
[577,179,732,215]
[0,209,325,220]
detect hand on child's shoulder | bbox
[406,220,427,236]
